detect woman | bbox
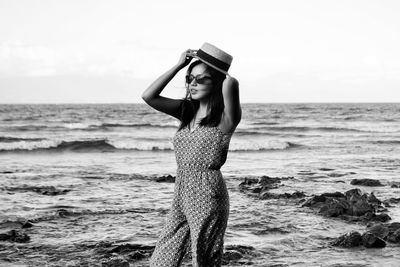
[142,43,241,267]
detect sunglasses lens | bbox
[186,75,212,84]
[186,75,194,84]
[196,77,205,84]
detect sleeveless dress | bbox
[150,125,232,267]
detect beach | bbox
[1,103,400,266]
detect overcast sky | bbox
[1,0,400,103]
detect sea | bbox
[1,103,399,266]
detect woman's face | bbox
[186,63,213,101]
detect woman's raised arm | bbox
[141,50,193,120]
[220,76,242,133]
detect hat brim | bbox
[193,55,229,75]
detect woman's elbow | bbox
[141,92,152,103]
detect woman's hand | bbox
[176,49,195,68]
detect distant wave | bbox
[234,130,280,136]
[250,122,279,125]
[252,126,367,133]
[372,140,400,145]
[343,116,363,120]
[97,123,177,129]
[294,106,314,111]
[4,125,65,131]
[230,142,303,152]
[0,136,45,143]
[2,122,178,132]
[0,139,173,153]
[0,138,303,153]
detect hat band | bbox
[196,49,230,72]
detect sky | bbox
[1,0,400,103]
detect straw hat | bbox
[192,42,233,75]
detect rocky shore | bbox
[1,175,399,266]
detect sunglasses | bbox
[185,74,213,85]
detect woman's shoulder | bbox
[223,76,239,86]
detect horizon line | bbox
[1,102,399,105]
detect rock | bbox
[367,224,390,239]
[319,198,348,217]
[222,245,257,265]
[259,191,306,200]
[101,256,130,267]
[259,176,284,186]
[367,192,382,205]
[239,176,281,192]
[107,243,155,254]
[364,222,400,244]
[387,229,400,243]
[239,177,258,186]
[301,195,328,208]
[254,226,291,235]
[284,191,306,198]
[5,185,71,196]
[345,188,362,199]
[22,221,34,228]
[347,197,373,216]
[239,176,294,199]
[128,251,147,260]
[330,231,362,247]
[319,168,335,171]
[224,244,255,253]
[0,220,34,230]
[154,175,175,183]
[387,222,400,233]
[57,209,73,217]
[92,243,155,263]
[386,197,400,204]
[302,188,388,223]
[0,229,30,243]
[350,179,383,187]
[223,250,242,261]
[321,192,346,198]
[361,232,386,248]
[390,182,400,188]
[363,213,391,223]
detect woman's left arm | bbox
[221,76,242,133]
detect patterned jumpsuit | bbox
[150,125,232,267]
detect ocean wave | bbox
[0,139,173,153]
[373,140,400,145]
[343,116,363,120]
[250,122,279,125]
[234,130,280,136]
[0,138,302,153]
[2,122,178,132]
[97,123,177,129]
[230,142,303,152]
[252,126,367,133]
[0,136,45,143]
[4,125,65,131]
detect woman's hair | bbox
[178,60,226,131]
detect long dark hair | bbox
[178,60,226,131]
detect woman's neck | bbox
[198,100,208,116]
